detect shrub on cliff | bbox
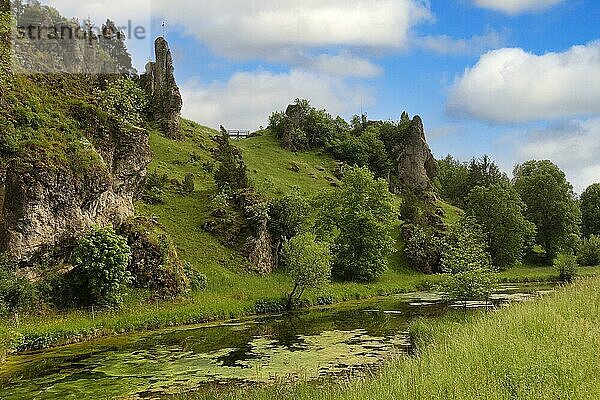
[71,226,132,306]
[118,217,191,297]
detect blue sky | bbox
[44,0,600,192]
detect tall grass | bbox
[184,276,600,400]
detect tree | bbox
[439,217,497,307]
[436,155,469,208]
[214,127,249,191]
[71,226,132,306]
[99,19,135,75]
[466,184,536,269]
[467,155,509,190]
[284,233,331,308]
[581,183,600,237]
[315,166,395,282]
[577,235,600,267]
[514,160,581,263]
[269,188,310,268]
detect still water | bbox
[0,283,553,399]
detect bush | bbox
[142,170,170,204]
[70,226,132,306]
[98,77,148,128]
[214,127,249,191]
[119,218,190,297]
[403,224,442,274]
[184,262,208,291]
[315,166,395,282]
[0,269,36,317]
[554,253,577,283]
[577,235,600,267]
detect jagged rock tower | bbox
[141,37,183,140]
[397,116,438,193]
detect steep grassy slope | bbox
[136,121,426,288]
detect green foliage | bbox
[269,188,310,242]
[284,233,331,308]
[0,269,35,317]
[581,183,600,237]
[440,269,497,305]
[466,154,509,190]
[71,226,132,306]
[315,166,395,282]
[214,127,249,191]
[142,170,170,204]
[184,262,208,291]
[577,235,600,267]
[435,155,470,208]
[98,77,148,129]
[436,154,508,208]
[402,224,442,274]
[514,160,581,262]
[118,218,190,298]
[441,216,493,274]
[554,253,577,283]
[439,216,497,303]
[466,184,536,269]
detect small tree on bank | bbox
[284,233,331,309]
[439,217,497,308]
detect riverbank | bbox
[1,265,599,364]
[187,275,600,400]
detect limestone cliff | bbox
[396,116,438,193]
[0,122,151,263]
[141,37,183,140]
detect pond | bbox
[0,283,555,399]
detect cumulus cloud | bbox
[181,70,372,131]
[152,0,431,59]
[448,42,600,123]
[498,118,600,193]
[473,0,564,15]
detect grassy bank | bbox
[181,276,600,400]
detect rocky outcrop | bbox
[397,116,438,193]
[247,219,276,275]
[0,125,151,263]
[141,37,183,140]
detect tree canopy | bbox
[467,184,536,269]
[315,166,395,282]
[581,183,600,238]
[513,160,581,262]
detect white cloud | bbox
[299,53,383,78]
[181,70,372,131]
[416,30,506,56]
[152,0,431,59]
[473,0,564,15]
[498,118,600,193]
[448,42,600,123]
